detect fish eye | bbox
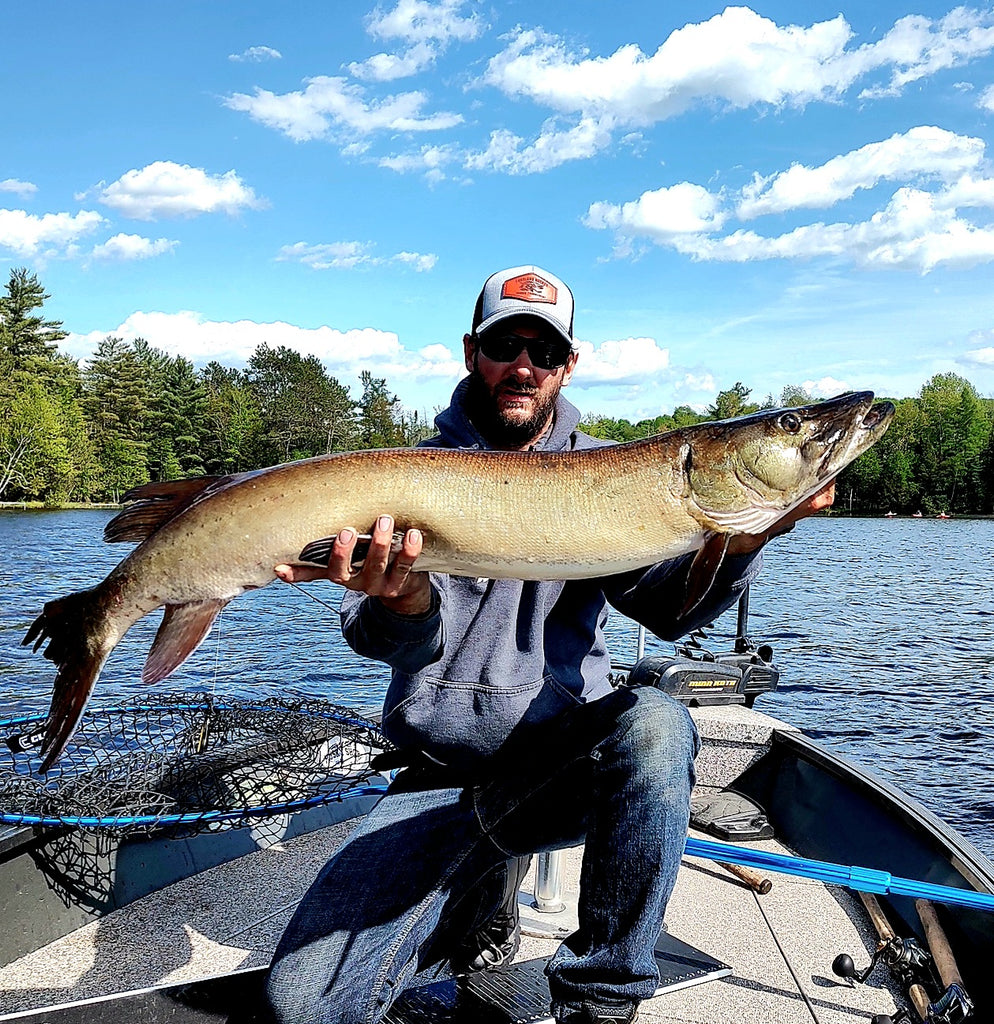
[779,412,802,434]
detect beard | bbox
[464,368,562,449]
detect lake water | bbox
[1,510,992,856]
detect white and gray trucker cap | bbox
[471,265,576,348]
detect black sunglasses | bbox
[475,333,572,370]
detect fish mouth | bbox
[861,401,895,430]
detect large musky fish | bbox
[24,391,893,769]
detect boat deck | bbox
[0,706,907,1022]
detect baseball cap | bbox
[472,265,576,349]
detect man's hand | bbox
[726,480,836,557]
[274,514,433,616]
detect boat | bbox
[936,512,951,519]
[884,511,898,517]
[0,598,990,1024]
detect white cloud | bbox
[99,162,265,220]
[587,126,994,274]
[90,233,178,261]
[0,179,38,198]
[572,337,671,386]
[962,345,994,366]
[351,0,483,81]
[981,84,994,111]
[483,15,844,121]
[854,8,994,99]
[802,376,851,398]
[277,240,374,270]
[585,182,727,239]
[394,250,438,271]
[465,116,613,175]
[378,143,460,182]
[738,126,985,219]
[228,45,282,62]
[224,76,462,142]
[0,208,104,257]
[673,188,994,273]
[276,241,438,271]
[366,0,481,45]
[63,312,464,397]
[962,329,994,367]
[471,7,994,173]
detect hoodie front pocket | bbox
[382,674,580,770]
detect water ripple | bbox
[2,511,993,856]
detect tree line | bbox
[1,267,992,514]
[0,268,434,504]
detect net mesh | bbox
[0,694,391,836]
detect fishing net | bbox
[0,694,392,836]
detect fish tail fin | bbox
[22,586,120,772]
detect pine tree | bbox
[0,268,68,365]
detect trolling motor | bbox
[625,587,780,707]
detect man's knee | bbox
[606,686,700,778]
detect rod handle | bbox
[718,860,772,894]
[915,898,964,989]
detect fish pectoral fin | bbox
[105,477,227,543]
[143,599,230,685]
[681,533,730,617]
[299,532,405,569]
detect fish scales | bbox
[23,391,894,769]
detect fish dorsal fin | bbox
[142,599,229,685]
[681,533,730,617]
[104,477,226,543]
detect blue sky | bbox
[5,1,994,420]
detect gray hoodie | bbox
[341,378,762,771]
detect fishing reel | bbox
[864,983,974,1024]
[834,939,975,1023]
[833,936,933,990]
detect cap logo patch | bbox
[501,273,557,305]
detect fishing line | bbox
[210,603,226,696]
[281,579,341,617]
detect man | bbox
[267,265,832,1024]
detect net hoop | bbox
[0,694,391,835]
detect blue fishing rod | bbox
[684,835,994,912]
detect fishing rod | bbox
[685,835,994,913]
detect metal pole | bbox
[734,585,750,653]
[534,850,566,913]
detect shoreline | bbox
[0,501,122,511]
[2,502,990,520]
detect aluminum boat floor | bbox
[0,819,905,1023]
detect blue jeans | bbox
[266,686,699,1023]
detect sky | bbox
[5,0,994,421]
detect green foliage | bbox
[707,382,759,420]
[0,267,67,364]
[357,371,406,448]
[200,362,263,474]
[247,343,356,462]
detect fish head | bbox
[686,391,894,534]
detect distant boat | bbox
[912,511,923,518]
[937,511,950,519]
[884,511,897,517]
